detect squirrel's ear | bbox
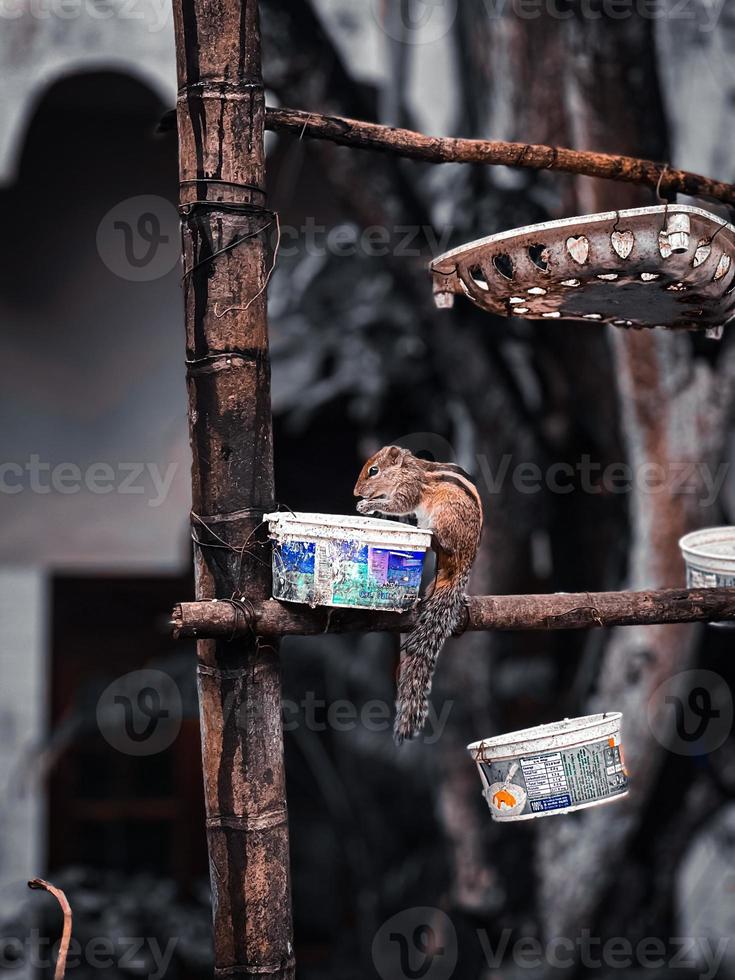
[386,445,410,466]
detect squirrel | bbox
[353,446,483,743]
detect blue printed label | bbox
[687,566,735,588]
[279,541,315,574]
[530,794,572,813]
[272,536,426,611]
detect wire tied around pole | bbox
[190,504,295,600]
[216,596,257,641]
[190,511,270,595]
[180,208,279,283]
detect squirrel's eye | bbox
[368,465,379,477]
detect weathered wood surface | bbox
[172,588,735,638]
[171,0,294,976]
[265,106,735,207]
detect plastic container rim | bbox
[678,526,735,565]
[467,711,622,758]
[265,510,433,548]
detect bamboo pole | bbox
[172,587,735,638]
[170,1,294,977]
[265,106,735,207]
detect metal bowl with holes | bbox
[430,205,735,338]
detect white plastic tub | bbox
[467,713,628,822]
[679,527,735,588]
[265,511,433,612]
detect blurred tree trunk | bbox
[536,13,730,946]
[434,0,632,927]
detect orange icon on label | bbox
[492,788,517,810]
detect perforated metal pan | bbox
[430,205,735,338]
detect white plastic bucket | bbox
[265,511,433,612]
[678,527,735,588]
[467,713,628,822]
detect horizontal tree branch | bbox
[172,587,735,639]
[265,107,735,207]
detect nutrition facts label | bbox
[368,548,389,585]
[481,736,628,819]
[521,752,569,799]
[314,542,334,602]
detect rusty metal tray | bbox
[429,205,735,337]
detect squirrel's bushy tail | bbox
[394,580,467,744]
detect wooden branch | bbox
[172,587,735,639]
[28,879,72,980]
[265,106,735,207]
